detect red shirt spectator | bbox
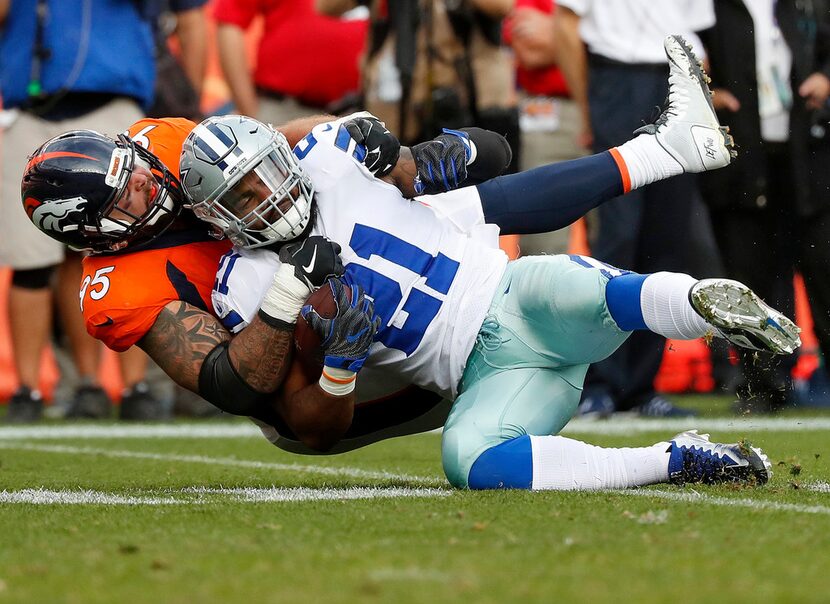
[503,0,569,98]
[214,0,367,107]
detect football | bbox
[293,282,349,377]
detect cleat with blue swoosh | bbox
[690,278,801,355]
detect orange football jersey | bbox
[126,117,195,178]
[81,117,233,351]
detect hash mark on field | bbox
[624,488,830,515]
[0,487,449,506]
[0,442,444,486]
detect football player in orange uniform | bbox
[21,114,410,434]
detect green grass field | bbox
[2,396,830,604]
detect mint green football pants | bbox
[442,255,631,488]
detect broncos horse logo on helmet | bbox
[21,130,184,253]
[28,195,89,233]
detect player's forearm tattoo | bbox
[139,302,231,391]
[229,316,295,392]
[141,302,295,394]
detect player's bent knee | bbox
[467,436,533,489]
[442,430,534,489]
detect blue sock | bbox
[467,435,533,489]
[605,273,649,331]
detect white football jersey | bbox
[212,114,509,403]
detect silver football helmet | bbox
[180,115,315,248]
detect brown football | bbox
[294,283,349,377]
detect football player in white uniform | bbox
[182,37,800,490]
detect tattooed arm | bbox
[138,301,348,449]
[138,301,293,395]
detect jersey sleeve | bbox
[211,248,282,334]
[82,257,169,352]
[415,187,487,234]
[295,112,383,190]
[86,305,165,352]
[82,239,230,352]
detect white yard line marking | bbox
[623,488,830,515]
[0,442,444,486]
[805,481,830,493]
[0,488,183,505]
[185,486,450,502]
[0,486,449,506]
[1,416,829,441]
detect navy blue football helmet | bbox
[21,130,184,253]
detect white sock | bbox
[640,272,711,339]
[613,134,683,190]
[529,435,670,490]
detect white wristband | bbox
[259,263,311,324]
[318,366,357,396]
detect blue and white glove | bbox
[343,115,401,178]
[412,128,474,194]
[302,279,381,394]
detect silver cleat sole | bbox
[690,278,802,355]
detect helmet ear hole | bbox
[180,115,315,249]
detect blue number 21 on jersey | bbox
[295,120,460,356]
[345,225,459,357]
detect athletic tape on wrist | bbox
[259,263,311,324]
[318,366,357,396]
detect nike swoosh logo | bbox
[302,247,318,273]
[346,326,369,343]
[93,316,114,327]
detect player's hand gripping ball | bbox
[293,281,349,376]
[295,279,380,376]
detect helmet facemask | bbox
[182,117,315,249]
[89,135,182,252]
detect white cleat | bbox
[634,35,736,173]
[666,429,772,486]
[690,278,802,355]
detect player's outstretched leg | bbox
[689,278,801,355]
[602,270,801,355]
[475,35,736,235]
[461,431,771,490]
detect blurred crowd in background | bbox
[1,0,829,423]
